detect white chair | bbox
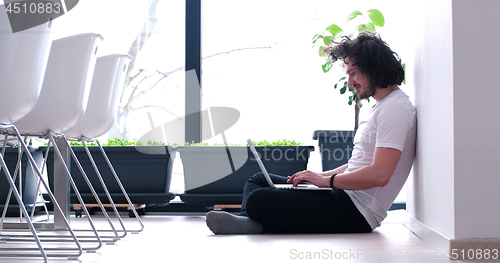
[64,54,144,235]
[65,54,132,139]
[13,33,118,251]
[0,3,82,262]
[14,33,101,134]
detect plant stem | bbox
[354,97,360,131]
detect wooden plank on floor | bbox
[73,204,145,210]
[213,204,241,211]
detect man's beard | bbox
[357,83,376,100]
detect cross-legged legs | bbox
[206,172,371,234]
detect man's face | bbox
[345,57,376,100]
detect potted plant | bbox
[176,139,314,207]
[42,138,176,206]
[311,9,385,171]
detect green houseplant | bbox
[313,9,385,130]
[311,9,385,171]
[176,140,314,207]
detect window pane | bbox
[117,0,185,141]
[51,0,185,142]
[201,0,356,148]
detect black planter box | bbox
[43,146,175,205]
[177,145,315,207]
[0,146,43,213]
[313,130,355,171]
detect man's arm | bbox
[319,164,349,177]
[288,147,401,190]
[333,147,401,189]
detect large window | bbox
[48,0,413,202]
[201,0,414,149]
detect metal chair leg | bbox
[81,139,128,238]
[0,125,83,261]
[0,154,48,262]
[58,134,120,243]
[47,132,104,251]
[96,139,145,233]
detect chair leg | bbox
[0,125,83,261]
[96,139,145,233]
[1,139,50,225]
[81,139,128,238]
[57,134,120,243]
[27,138,51,222]
[47,132,103,251]
[0,154,48,262]
[0,140,24,225]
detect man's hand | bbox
[286,170,330,188]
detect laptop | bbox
[247,139,332,190]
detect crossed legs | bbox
[206,172,371,234]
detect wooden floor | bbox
[0,210,492,262]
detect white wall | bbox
[452,0,500,239]
[407,0,455,239]
[408,0,500,241]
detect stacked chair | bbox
[14,32,114,250]
[0,3,82,261]
[63,54,145,235]
[0,4,143,262]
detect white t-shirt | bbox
[344,89,417,230]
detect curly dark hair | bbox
[326,32,404,88]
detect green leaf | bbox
[322,61,333,73]
[338,76,346,82]
[367,9,385,27]
[347,11,362,22]
[356,24,366,32]
[340,86,347,94]
[318,46,326,56]
[348,96,353,105]
[312,34,323,44]
[365,22,376,32]
[325,24,342,35]
[323,35,334,45]
[403,63,406,84]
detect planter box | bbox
[313,130,355,171]
[43,146,176,205]
[0,146,44,213]
[177,145,314,207]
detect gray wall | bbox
[407,0,500,240]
